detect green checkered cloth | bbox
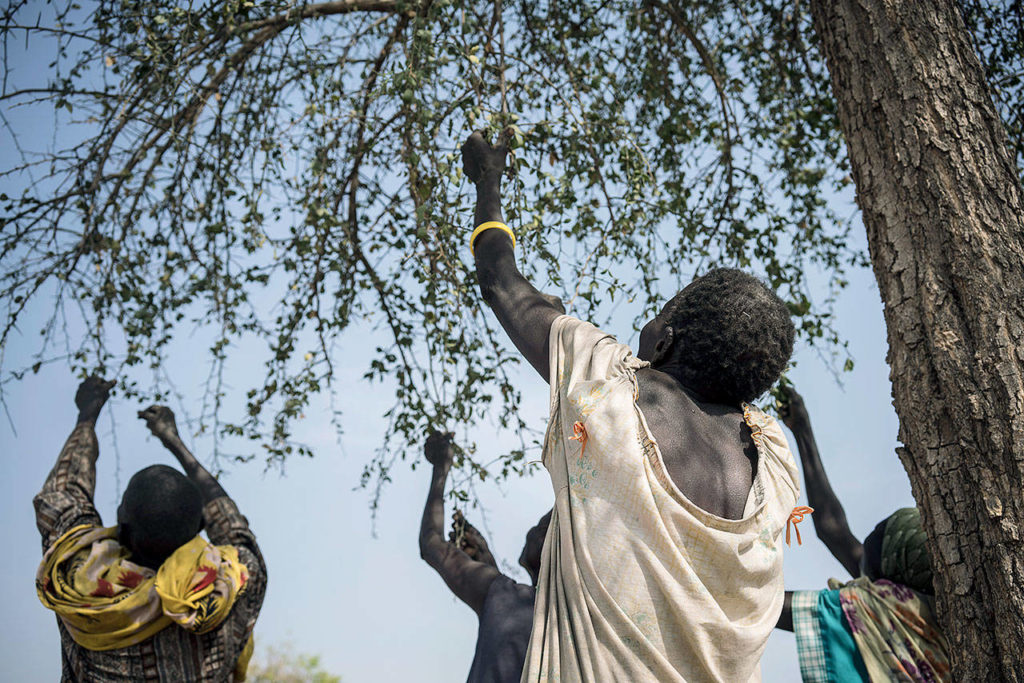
[792,590,829,682]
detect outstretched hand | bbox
[424,430,455,467]
[461,129,509,184]
[75,376,115,423]
[449,510,496,567]
[138,405,180,444]
[777,384,809,431]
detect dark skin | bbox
[464,131,756,520]
[75,375,117,425]
[136,405,228,505]
[450,509,498,569]
[419,431,545,616]
[774,385,865,632]
[777,385,863,576]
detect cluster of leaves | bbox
[1,0,1017,493]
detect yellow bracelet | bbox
[470,221,516,256]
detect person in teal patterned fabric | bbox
[774,385,949,683]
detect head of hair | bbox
[118,465,203,568]
[660,268,795,405]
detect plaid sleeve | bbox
[203,496,255,547]
[792,590,830,683]
[203,496,267,641]
[33,422,103,550]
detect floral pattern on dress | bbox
[827,576,951,682]
[567,423,598,502]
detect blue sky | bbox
[0,244,914,680]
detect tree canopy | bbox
[2,0,1021,488]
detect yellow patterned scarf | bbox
[37,524,251,656]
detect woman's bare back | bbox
[635,367,758,519]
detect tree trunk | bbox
[807,0,1024,679]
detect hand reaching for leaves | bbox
[75,376,115,423]
[424,430,456,467]
[776,384,809,432]
[461,130,509,184]
[450,510,497,568]
[137,405,180,445]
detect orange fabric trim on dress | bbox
[570,421,588,455]
[786,506,814,546]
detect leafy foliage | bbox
[961,1,1024,184]
[1,1,1019,491]
[247,640,341,683]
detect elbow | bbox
[418,533,435,563]
[813,514,847,539]
[475,251,515,308]
[419,535,450,571]
[479,284,498,309]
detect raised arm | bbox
[138,405,227,504]
[419,431,500,616]
[779,386,863,577]
[33,376,114,548]
[463,130,564,381]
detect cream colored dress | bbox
[521,316,800,682]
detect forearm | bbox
[475,235,537,307]
[472,180,562,380]
[472,176,520,296]
[34,416,103,547]
[473,176,503,227]
[419,463,451,561]
[790,421,863,574]
[161,436,228,504]
[793,427,850,526]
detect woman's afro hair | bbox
[661,268,794,405]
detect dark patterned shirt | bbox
[34,422,268,682]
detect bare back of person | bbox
[635,367,757,520]
[462,129,798,681]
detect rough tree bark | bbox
[808,0,1024,679]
